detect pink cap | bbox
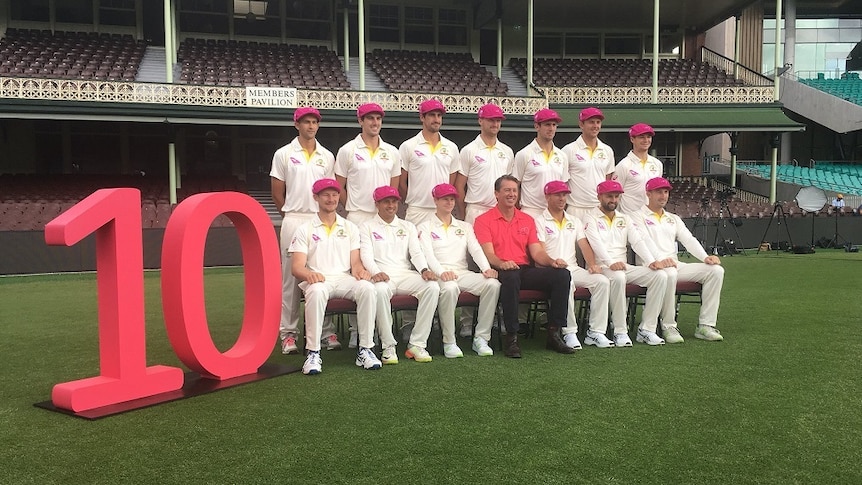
[534,108,562,124]
[373,185,401,201]
[597,180,624,194]
[629,123,655,137]
[544,180,571,195]
[645,177,673,191]
[477,104,505,120]
[431,183,458,198]
[357,103,385,119]
[419,99,446,115]
[293,106,321,122]
[312,178,342,194]
[579,107,604,121]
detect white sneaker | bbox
[355,348,382,370]
[584,331,614,348]
[281,335,299,354]
[443,343,464,358]
[348,330,358,349]
[381,346,399,365]
[302,351,322,375]
[695,325,724,341]
[323,334,342,351]
[563,333,582,350]
[614,333,633,347]
[663,326,685,344]
[636,329,665,346]
[459,324,474,338]
[405,344,433,362]
[472,337,493,356]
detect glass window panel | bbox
[605,36,640,55]
[535,35,561,56]
[235,16,281,37]
[180,12,229,34]
[818,29,841,42]
[405,27,434,45]
[100,9,136,26]
[566,35,600,55]
[285,0,330,21]
[11,0,49,21]
[439,27,467,46]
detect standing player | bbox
[582,180,669,347]
[563,107,615,222]
[633,177,725,342]
[359,186,441,364]
[289,179,381,374]
[416,183,501,357]
[454,103,514,338]
[455,104,515,224]
[536,181,611,350]
[511,108,568,221]
[614,123,663,214]
[270,106,339,355]
[335,102,401,348]
[399,99,460,226]
[335,102,401,225]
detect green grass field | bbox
[2,250,861,484]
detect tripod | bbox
[758,201,793,254]
[691,198,711,251]
[826,207,847,248]
[711,196,747,256]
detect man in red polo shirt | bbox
[473,174,574,358]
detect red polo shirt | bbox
[473,206,538,266]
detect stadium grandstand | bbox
[0,0,860,273]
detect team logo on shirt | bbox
[647,164,660,176]
[665,217,675,225]
[645,219,656,226]
[336,229,347,238]
[379,151,390,161]
[454,228,464,237]
[629,169,639,177]
[596,151,607,160]
[497,152,506,159]
[615,219,627,229]
[475,155,486,164]
[355,153,366,162]
[431,232,441,240]
[531,160,542,167]
[414,150,425,158]
[553,156,561,165]
[545,226,555,235]
[372,231,384,241]
[290,157,302,165]
[313,158,326,167]
[440,147,449,156]
[575,154,586,161]
[595,221,607,231]
[565,222,575,231]
[311,234,321,241]
[396,228,406,239]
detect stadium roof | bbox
[553,104,805,133]
[500,0,760,32]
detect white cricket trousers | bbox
[659,262,725,328]
[279,212,316,340]
[437,271,501,343]
[300,276,377,352]
[373,271,440,349]
[562,266,610,335]
[601,264,668,334]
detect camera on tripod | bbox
[716,188,735,201]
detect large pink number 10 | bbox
[44,188,281,412]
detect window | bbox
[438,8,467,46]
[56,0,94,23]
[404,6,433,45]
[100,0,136,26]
[535,34,562,56]
[605,35,641,55]
[566,35,600,56]
[369,5,399,43]
[645,34,679,54]
[180,0,230,34]
[11,0,49,22]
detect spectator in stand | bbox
[832,193,845,212]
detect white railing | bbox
[541,85,775,104]
[0,77,547,115]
